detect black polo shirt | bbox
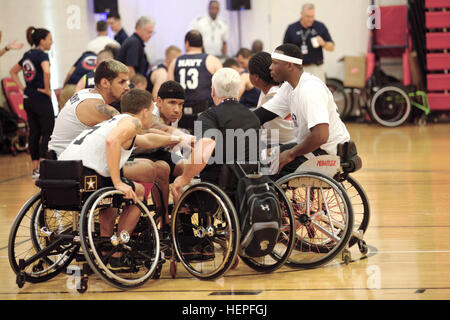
[195,99,261,183]
[117,32,149,76]
[114,28,128,45]
[283,20,333,65]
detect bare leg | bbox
[152,161,171,226]
[122,159,157,183]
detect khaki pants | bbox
[58,84,76,110]
[303,64,326,83]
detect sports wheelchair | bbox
[8,160,162,292]
[275,140,369,268]
[167,163,296,280]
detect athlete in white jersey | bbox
[48,88,112,157]
[60,89,183,270]
[248,51,296,146]
[59,114,135,176]
[254,44,350,177]
[49,59,128,158]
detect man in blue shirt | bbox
[107,12,128,45]
[283,3,334,83]
[117,16,154,78]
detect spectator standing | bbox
[107,12,129,45]
[9,27,55,179]
[191,0,228,57]
[283,3,334,83]
[87,20,120,54]
[117,16,155,79]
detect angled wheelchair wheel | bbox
[79,187,160,290]
[340,175,370,248]
[171,182,240,280]
[276,172,354,269]
[370,84,411,127]
[8,193,79,284]
[326,78,350,120]
[239,183,296,273]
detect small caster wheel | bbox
[77,278,88,293]
[231,257,239,270]
[418,117,427,126]
[170,261,177,279]
[16,273,26,288]
[342,249,351,265]
[358,240,368,255]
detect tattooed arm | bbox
[76,98,120,127]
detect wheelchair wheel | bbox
[340,175,370,248]
[326,78,350,120]
[276,172,354,269]
[8,193,79,284]
[239,183,296,273]
[79,187,160,290]
[171,182,240,280]
[369,83,411,127]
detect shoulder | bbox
[287,21,300,30]
[313,20,329,31]
[122,34,139,46]
[36,50,49,61]
[216,17,228,27]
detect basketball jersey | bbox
[48,89,104,157]
[67,51,97,85]
[174,53,212,106]
[59,114,135,177]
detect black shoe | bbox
[106,256,132,271]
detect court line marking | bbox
[2,286,450,296]
[0,174,30,184]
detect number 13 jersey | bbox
[174,53,213,106]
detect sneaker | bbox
[32,169,40,180]
[106,256,132,271]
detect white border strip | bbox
[271,52,303,65]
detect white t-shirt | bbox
[86,36,119,54]
[262,72,350,158]
[59,114,135,177]
[48,89,104,157]
[256,86,296,146]
[191,16,228,56]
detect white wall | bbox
[0,0,407,107]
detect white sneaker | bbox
[32,169,40,180]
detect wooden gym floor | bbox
[1,122,450,300]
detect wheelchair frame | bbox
[8,160,162,292]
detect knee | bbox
[139,160,157,182]
[154,161,171,179]
[134,183,145,200]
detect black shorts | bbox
[129,148,182,182]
